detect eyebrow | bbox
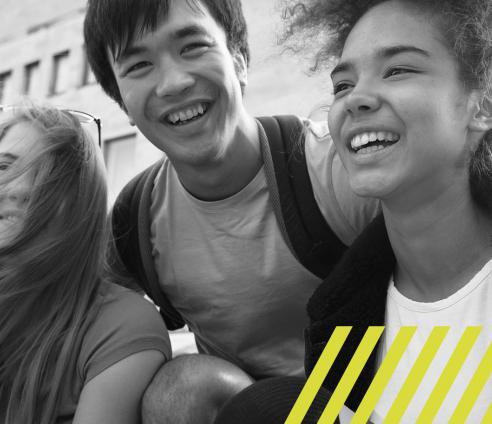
[117,24,211,62]
[330,45,430,79]
[173,24,210,40]
[0,153,18,161]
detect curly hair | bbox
[282,0,492,212]
[283,0,491,89]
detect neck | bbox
[383,181,492,302]
[175,114,261,201]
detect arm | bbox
[74,350,165,424]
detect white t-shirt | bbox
[150,121,379,378]
[372,259,492,423]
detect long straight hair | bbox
[0,105,109,424]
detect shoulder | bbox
[303,119,381,245]
[114,158,166,210]
[93,283,169,342]
[79,282,171,384]
[302,119,337,182]
[97,282,162,320]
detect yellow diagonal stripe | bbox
[285,326,352,424]
[352,326,417,424]
[417,326,482,423]
[481,401,492,423]
[318,326,385,424]
[449,340,492,423]
[383,326,450,423]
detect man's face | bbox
[110,0,248,167]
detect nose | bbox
[155,61,195,98]
[0,185,29,205]
[345,84,381,116]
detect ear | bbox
[233,52,248,89]
[468,92,492,133]
[128,115,135,126]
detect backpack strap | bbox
[112,159,185,330]
[257,115,347,279]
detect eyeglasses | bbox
[64,109,102,147]
[0,105,102,147]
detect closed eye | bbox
[384,67,418,78]
[0,162,10,171]
[124,61,152,76]
[332,81,353,96]
[181,42,211,56]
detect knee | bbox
[142,354,254,424]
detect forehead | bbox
[341,1,445,61]
[0,121,42,157]
[124,0,224,53]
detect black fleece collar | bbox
[304,214,396,410]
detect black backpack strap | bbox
[112,159,185,330]
[257,115,347,279]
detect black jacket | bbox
[305,214,396,410]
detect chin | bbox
[349,177,392,199]
[0,233,17,248]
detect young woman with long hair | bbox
[0,104,171,424]
[215,0,492,422]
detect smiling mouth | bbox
[164,102,211,126]
[350,131,400,154]
[0,214,21,224]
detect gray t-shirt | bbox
[56,282,171,423]
[150,122,379,378]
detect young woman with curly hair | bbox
[215,1,492,422]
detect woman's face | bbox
[328,1,481,204]
[0,121,41,247]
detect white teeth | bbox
[350,131,400,150]
[166,103,208,125]
[0,215,20,223]
[356,144,386,154]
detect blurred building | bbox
[0,0,329,202]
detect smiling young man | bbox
[84,0,379,421]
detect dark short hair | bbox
[84,0,250,110]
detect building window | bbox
[81,51,97,86]
[0,71,12,103]
[104,134,138,204]
[50,51,71,95]
[24,61,41,95]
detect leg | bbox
[142,354,254,424]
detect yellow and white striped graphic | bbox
[286,326,492,424]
